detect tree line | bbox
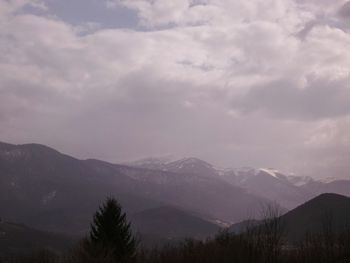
[4,197,350,263]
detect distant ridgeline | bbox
[1,141,350,262]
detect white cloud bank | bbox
[1,0,350,178]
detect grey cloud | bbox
[296,20,319,40]
[0,61,307,171]
[1,0,350,179]
[339,1,350,18]
[232,77,350,121]
[45,0,138,29]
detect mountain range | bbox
[0,142,262,236]
[1,141,350,249]
[128,156,350,210]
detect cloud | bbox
[0,0,46,17]
[1,0,350,178]
[115,0,300,28]
[232,75,350,120]
[339,1,350,18]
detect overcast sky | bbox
[1,0,350,178]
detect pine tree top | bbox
[90,197,136,261]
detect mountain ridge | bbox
[1,140,350,245]
[0,141,266,239]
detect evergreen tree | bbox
[89,197,136,262]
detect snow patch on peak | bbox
[175,157,213,168]
[287,175,314,186]
[232,167,259,175]
[127,156,175,167]
[320,177,337,184]
[259,168,280,178]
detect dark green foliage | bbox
[4,216,350,263]
[8,250,59,263]
[89,197,137,262]
[64,238,115,263]
[134,227,350,263]
[3,194,350,263]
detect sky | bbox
[1,0,350,178]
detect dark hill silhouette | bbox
[0,220,72,258]
[282,193,350,242]
[229,193,350,243]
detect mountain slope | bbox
[302,180,350,199]
[0,141,266,239]
[220,168,309,209]
[131,206,220,241]
[0,142,164,235]
[229,193,350,243]
[88,158,267,224]
[128,157,220,177]
[282,193,350,242]
[130,159,313,210]
[0,221,72,258]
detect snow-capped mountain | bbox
[220,167,288,184]
[3,139,349,240]
[128,157,220,177]
[161,157,219,177]
[128,159,319,209]
[0,142,269,235]
[125,156,175,170]
[218,167,310,209]
[286,175,315,186]
[130,157,349,211]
